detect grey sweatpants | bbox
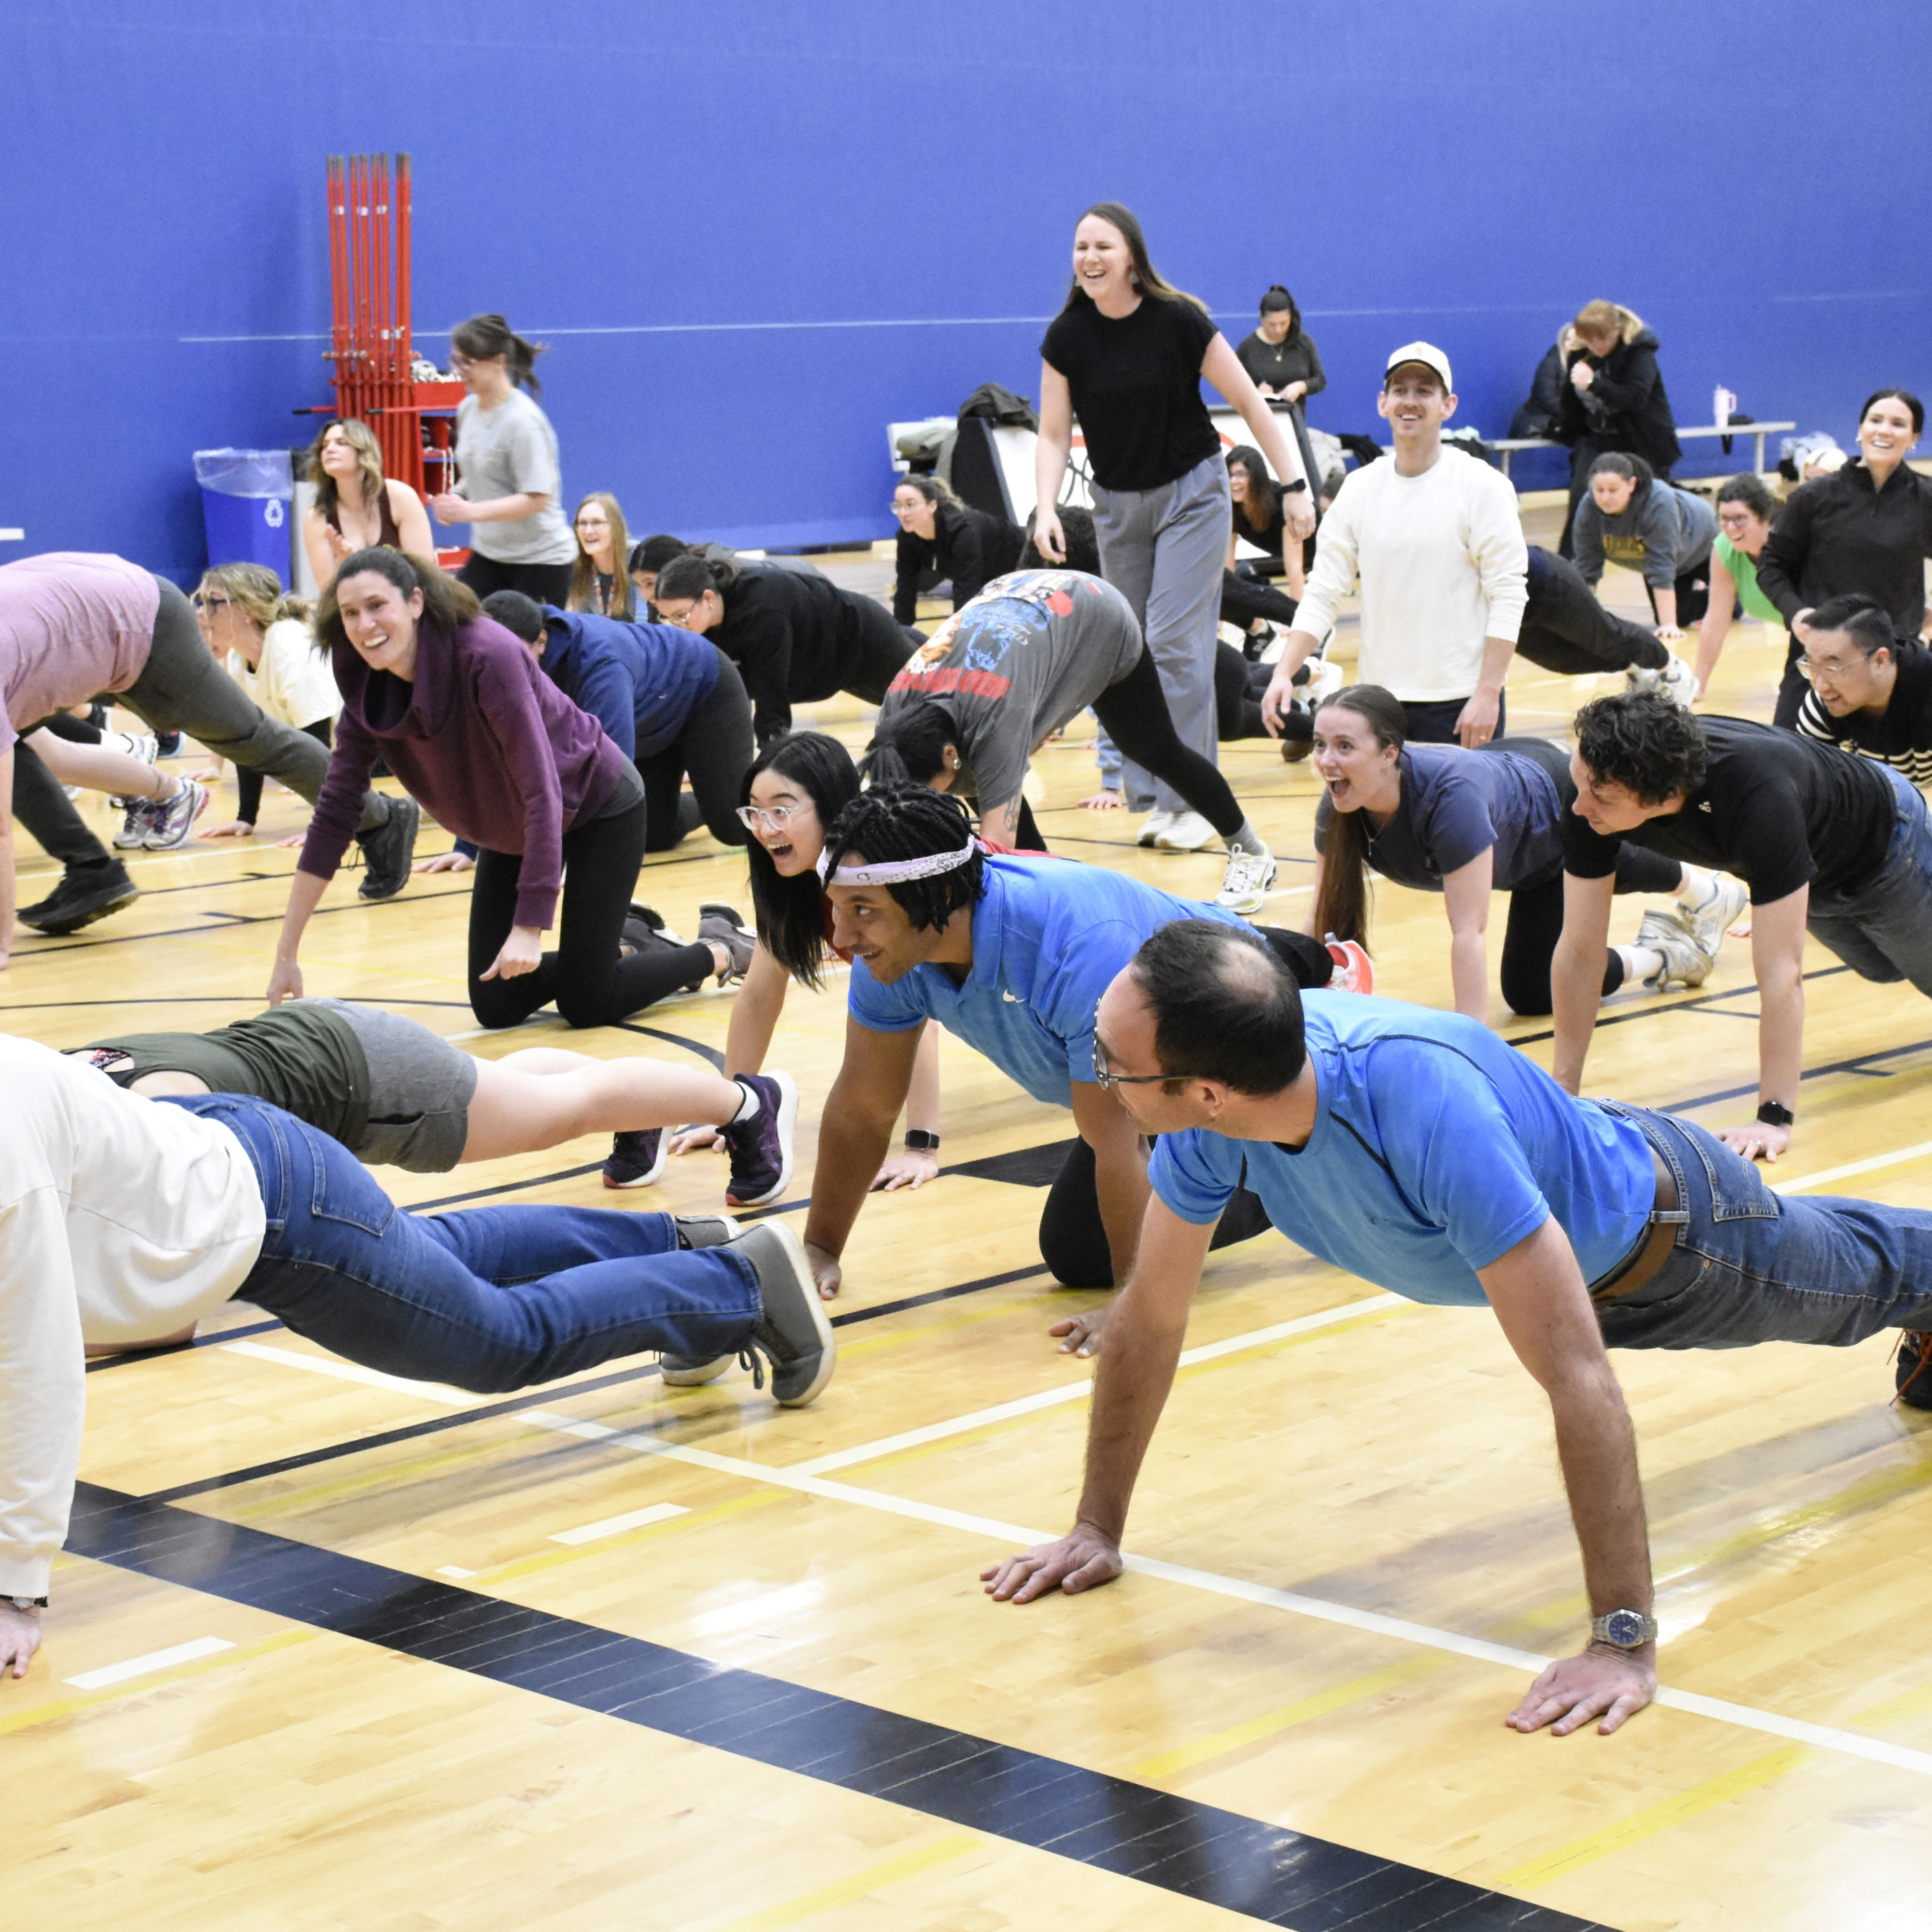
[1091,452,1230,814]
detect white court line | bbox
[549,1502,690,1546]
[791,1295,1406,1477]
[220,1341,482,1407]
[1771,1139,1932,1196]
[435,1566,477,1580]
[66,1636,234,1689]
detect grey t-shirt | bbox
[455,389,577,565]
[877,570,1142,818]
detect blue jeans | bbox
[1592,1102,1932,1350]
[173,1095,759,1392]
[1806,764,1932,995]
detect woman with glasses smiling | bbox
[1690,473,1784,697]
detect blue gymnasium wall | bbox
[3,1,1928,580]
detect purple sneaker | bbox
[722,1070,798,1208]
[602,1127,667,1189]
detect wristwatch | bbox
[1756,1100,1795,1129]
[904,1130,941,1152]
[1590,1608,1657,1649]
[4,1594,47,1612]
[1281,478,1309,495]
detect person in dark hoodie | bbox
[1791,592,1932,784]
[652,552,920,747]
[1570,452,1716,673]
[480,590,752,853]
[1755,388,1932,727]
[1509,323,1580,439]
[889,475,1024,624]
[1556,301,1681,556]
[267,549,740,1029]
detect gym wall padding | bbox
[3,1,1927,579]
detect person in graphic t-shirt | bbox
[1031,202,1312,856]
[1552,689,1932,1160]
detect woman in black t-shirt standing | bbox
[1033,203,1312,897]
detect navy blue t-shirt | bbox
[1150,993,1655,1305]
[1315,741,1567,894]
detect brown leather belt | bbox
[1589,1149,1681,1304]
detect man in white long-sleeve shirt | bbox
[0,1036,835,1683]
[1263,342,1528,748]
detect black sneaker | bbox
[17,862,141,935]
[355,795,420,901]
[722,1070,797,1208]
[622,904,708,992]
[739,1222,836,1406]
[1897,1333,1932,1409]
[696,902,756,984]
[602,1128,666,1189]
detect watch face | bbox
[1604,1609,1645,1647]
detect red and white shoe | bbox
[1324,935,1373,995]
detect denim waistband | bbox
[164,1092,293,1230]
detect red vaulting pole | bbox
[327,156,349,421]
[396,154,420,494]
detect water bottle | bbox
[1713,385,1736,429]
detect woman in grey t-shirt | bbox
[428,313,578,604]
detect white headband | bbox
[817,839,982,887]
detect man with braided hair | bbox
[789,785,1358,1339]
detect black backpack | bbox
[956,383,1038,430]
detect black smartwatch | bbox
[904,1130,940,1152]
[1756,1100,1795,1129]
[1281,478,1309,495]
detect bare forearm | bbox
[1449,928,1489,1021]
[1549,1371,1653,1616]
[1033,433,1070,512]
[1073,1294,1188,1539]
[1092,1141,1151,1284]
[1757,973,1805,1110]
[802,1076,897,1256]
[1692,604,1729,694]
[455,493,546,524]
[1475,632,1515,698]
[723,948,786,1077]
[275,868,329,964]
[1549,940,1602,1091]
[907,1022,941,1136]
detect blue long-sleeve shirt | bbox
[537,607,723,761]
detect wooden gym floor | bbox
[13,506,1932,1932]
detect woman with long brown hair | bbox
[301,418,434,591]
[568,492,637,617]
[1306,685,1740,1021]
[1030,201,1311,867]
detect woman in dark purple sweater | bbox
[267,549,727,1027]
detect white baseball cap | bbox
[1383,341,1452,390]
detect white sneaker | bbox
[1303,655,1345,709]
[1637,908,1716,990]
[106,730,159,767]
[1675,873,1748,955]
[1136,809,1175,848]
[1216,846,1276,915]
[1626,654,1699,708]
[1154,810,1216,852]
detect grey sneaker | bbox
[112,796,154,849]
[659,1216,749,1385]
[696,902,755,984]
[356,795,420,900]
[675,1213,743,1250]
[142,778,209,849]
[1675,873,1748,956]
[739,1221,836,1407]
[1637,907,1716,990]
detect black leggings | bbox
[1514,546,1668,677]
[237,719,332,825]
[638,658,754,853]
[12,738,116,874]
[1212,641,1301,744]
[1035,925,1334,1286]
[122,579,390,838]
[458,556,577,606]
[842,598,923,704]
[1490,738,1685,1015]
[1093,647,1250,839]
[1219,568,1299,633]
[466,797,713,1028]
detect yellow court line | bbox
[708,1833,984,1932]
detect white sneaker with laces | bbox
[112,797,153,850]
[1637,907,1716,990]
[1136,809,1174,848]
[1626,654,1699,708]
[1216,846,1276,915]
[1154,810,1216,852]
[1675,873,1748,955]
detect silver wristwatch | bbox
[1590,1608,1657,1649]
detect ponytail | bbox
[862,698,957,789]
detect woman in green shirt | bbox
[1692,473,1782,695]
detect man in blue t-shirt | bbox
[984,917,1932,1741]
[798,786,1341,1301]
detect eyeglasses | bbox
[736,802,815,832]
[448,353,477,373]
[1796,653,1867,680]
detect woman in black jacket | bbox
[653,552,918,748]
[889,476,1023,624]
[1756,387,1932,726]
[1555,300,1681,555]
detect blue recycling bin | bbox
[195,448,294,574]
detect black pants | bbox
[1647,568,1710,629]
[467,798,713,1029]
[1514,546,1668,676]
[842,601,923,703]
[1400,694,1507,745]
[1772,643,1808,729]
[639,658,755,853]
[36,711,102,746]
[237,719,332,825]
[1493,737,1685,1015]
[12,738,117,875]
[1093,647,1250,838]
[1035,925,1334,1286]
[122,579,390,838]
[1219,568,1299,633]
[459,556,577,606]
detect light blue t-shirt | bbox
[846,853,1252,1108]
[1149,993,1655,1305]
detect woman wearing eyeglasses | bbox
[427,313,579,606]
[1690,474,1783,698]
[665,731,945,1197]
[889,476,1023,624]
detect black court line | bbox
[610,1020,727,1068]
[85,1315,284,1373]
[1506,963,1854,1046]
[64,1481,1612,1932]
